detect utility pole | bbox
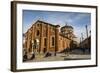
[86,25,88,39]
[85,25,89,49]
[81,33,84,42]
[81,33,84,49]
[89,30,91,36]
[80,37,81,48]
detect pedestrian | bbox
[23,52,28,61]
[30,52,35,60]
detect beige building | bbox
[80,36,91,49]
[23,20,76,54]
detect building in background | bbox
[23,20,77,54]
[79,36,91,53]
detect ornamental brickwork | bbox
[23,20,76,54]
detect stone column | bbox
[46,24,50,53]
[26,30,30,53]
[40,23,43,54]
[31,26,34,53]
[25,32,28,53]
[34,24,37,53]
[55,25,60,56]
[32,26,34,41]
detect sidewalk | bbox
[25,53,91,62]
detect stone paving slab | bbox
[24,53,91,62]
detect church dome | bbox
[61,24,73,30]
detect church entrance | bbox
[32,39,40,53]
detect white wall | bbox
[0,0,99,73]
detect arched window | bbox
[37,30,39,36]
[52,37,55,46]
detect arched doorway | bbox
[32,39,40,53]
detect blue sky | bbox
[23,10,91,42]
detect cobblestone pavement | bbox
[25,53,91,62]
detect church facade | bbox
[23,20,76,54]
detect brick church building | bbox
[23,20,76,54]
